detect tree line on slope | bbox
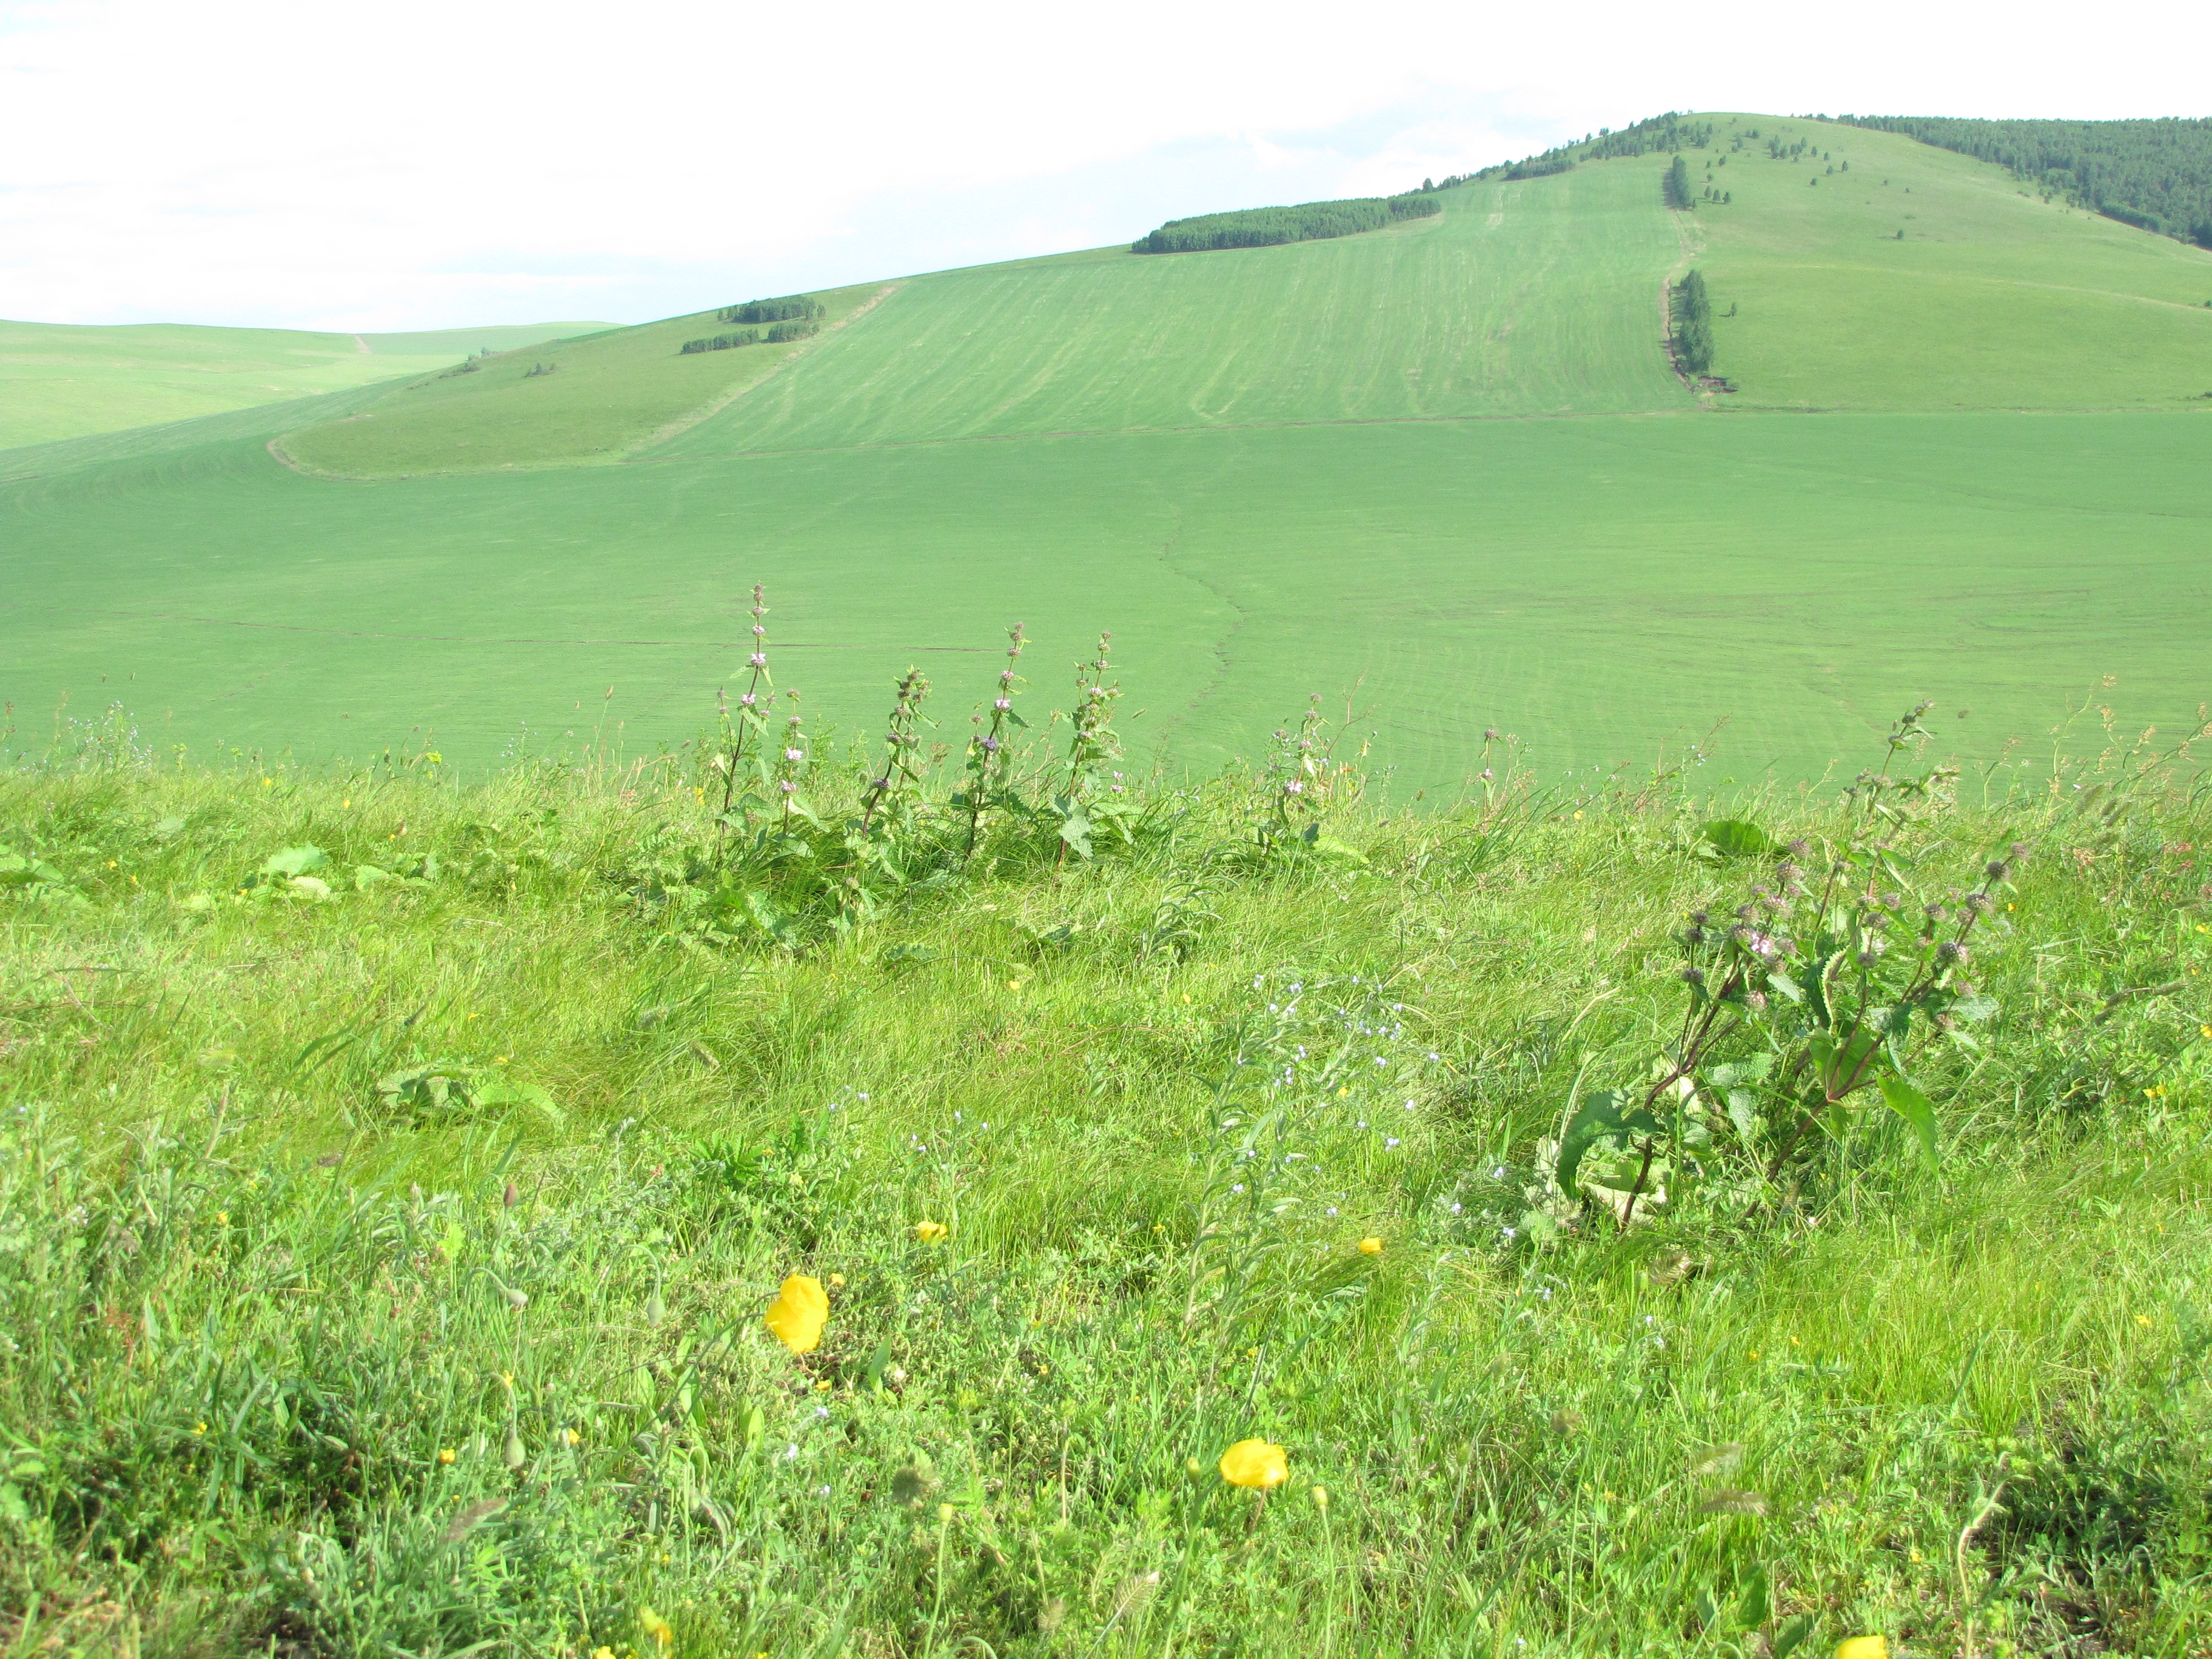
[1836,115,2212,249]
[1131,193,1441,254]
[680,299,825,356]
[1671,269,1714,378]
[719,296,826,325]
[1420,112,1718,193]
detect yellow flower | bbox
[1834,1639,1888,1659]
[1219,1438,1289,1490]
[638,1606,674,1650]
[216,1212,229,1226]
[763,1274,828,1355]
[563,1428,581,1446]
[914,1221,948,1244]
[438,1448,456,1464]
[1357,1237,1383,1255]
[192,1421,207,1435]
[499,1372,514,1391]
[2137,1314,2153,1327]
[829,1272,845,1287]
[1310,1484,1330,1509]
[593,1649,617,1659]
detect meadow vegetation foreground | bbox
[1,674,2210,1658]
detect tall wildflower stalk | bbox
[714,585,772,864]
[1052,632,1130,866]
[959,625,1027,865]
[771,691,808,836]
[858,669,932,836]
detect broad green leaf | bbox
[1880,1074,1941,1169]
[1736,1566,1771,1631]
[1771,1614,1817,1659]
[1557,1090,1663,1194]
[261,845,328,877]
[1697,819,1783,859]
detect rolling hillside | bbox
[655,163,1691,458]
[278,288,892,477]
[1691,115,2212,408]
[3,116,2209,789]
[0,319,612,450]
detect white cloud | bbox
[0,0,2202,329]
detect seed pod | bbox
[503,1428,526,1470]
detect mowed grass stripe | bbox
[654,161,1693,458]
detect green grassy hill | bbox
[0,318,612,450]
[1691,116,2212,408]
[279,287,891,477]
[655,164,1690,459]
[2,116,2210,789]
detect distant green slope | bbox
[6,398,2208,789]
[0,318,610,450]
[1689,116,2212,409]
[655,161,1692,457]
[277,286,892,477]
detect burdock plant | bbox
[1558,702,2016,1224]
[1052,631,1131,864]
[957,625,1027,866]
[713,584,773,864]
[837,668,933,926]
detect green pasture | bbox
[1691,116,2212,409]
[0,319,608,451]
[656,162,1689,458]
[280,284,894,478]
[2,742,2208,1654]
[5,397,2208,789]
[6,114,2212,789]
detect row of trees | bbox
[1429,111,1720,192]
[1132,193,1441,254]
[1837,116,2212,248]
[678,318,820,356]
[1664,156,1694,209]
[717,295,826,324]
[1672,268,1714,377]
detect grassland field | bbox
[8,109,2212,1659]
[2,726,2208,1655]
[4,116,2210,794]
[0,320,611,452]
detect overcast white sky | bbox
[0,0,2202,332]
